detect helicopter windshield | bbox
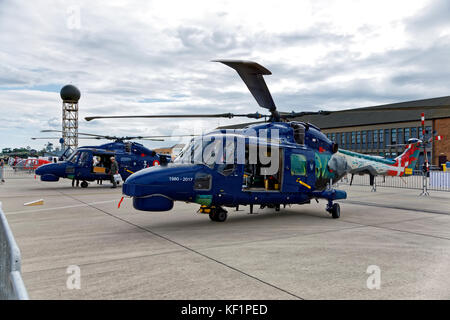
[61,147,73,160]
[174,137,234,167]
[66,150,80,163]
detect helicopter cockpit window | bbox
[66,151,80,164]
[125,142,131,153]
[174,138,197,164]
[175,140,193,163]
[174,137,230,169]
[290,154,307,176]
[216,139,236,176]
[291,123,305,145]
[62,148,73,160]
[194,172,212,191]
[77,151,90,166]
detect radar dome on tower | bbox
[60,84,80,150]
[60,84,81,102]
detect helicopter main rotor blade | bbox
[85,112,265,121]
[213,60,276,112]
[279,110,331,119]
[124,134,198,139]
[40,131,199,142]
[139,138,165,141]
[31,137,102,140]
[42,129,139,141]
[41,129,110,139]
[31,137,62,140]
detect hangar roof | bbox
[221,96,450,130]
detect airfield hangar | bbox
[223,96,450,168]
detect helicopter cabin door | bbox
[283,148,315,192]
[242,145,283,192]
[76,150,93,177]
[92,152,114,175]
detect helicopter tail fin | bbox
[394,140,421,173]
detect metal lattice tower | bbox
[60,85,81,150]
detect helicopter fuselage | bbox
[35,141,170,186]
[122,122,347,212]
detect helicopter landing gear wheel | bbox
[80,181,88,188]
[326,201,340,219]
[330,203,340,219]
[209,207,228,222]
[208,212,217,222]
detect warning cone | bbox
[24,199,44,206]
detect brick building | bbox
[153,144,185,160]
[294,96,450,167]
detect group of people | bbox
[92,155,120,188]
[92,156,103,167]
[72,156,120,188]
[93,156,104,185]
[95,156,120,188]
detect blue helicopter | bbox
[85,60,347,221]
[34,130,184,188]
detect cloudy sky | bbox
[1,0,450,150]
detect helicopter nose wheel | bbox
[209,207,228,222]
[80,181,89,188]
[326,202,340,219]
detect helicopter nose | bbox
[123,166,169,197]
[35,163,65,181]
[123,165,199,211]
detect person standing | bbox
[0,158,5,183]
[72,177,80,187]
[109,157,119,188]
[93,156,101,185]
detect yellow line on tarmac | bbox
[6,199,119,215]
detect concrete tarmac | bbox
[1,177,450,299]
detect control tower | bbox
[60,84,80,150]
